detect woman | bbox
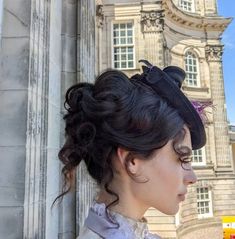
[58,60,206,239]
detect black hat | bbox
[133,60,206,150]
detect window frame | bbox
[192,147,206,166]
[111,21,135,70]
[179,0,195,12]
[184,50,200,87]
[197,187,213,219]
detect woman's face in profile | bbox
[129,126,197,215]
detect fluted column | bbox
[96,4,104,75]
[59,1,78,239]
[205,45,232,169]
[76,0,97,235]
[23,0,62,238]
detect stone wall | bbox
[0,0,31,238]
[177,217,223,239]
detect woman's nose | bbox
[184,168,197,185]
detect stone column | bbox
[0,0,63,238]
[96,4,104,75]
[77,0,96,83]
[76,0,97,235]
[24,0,63,238]
[205,45,232,170]
[58,1,78,239]
[140,8,165,67]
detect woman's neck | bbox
[96,187,148,221]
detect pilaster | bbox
[77,0,96,83]
[59,1,78,238]
[96,4,104,74]
[24,0,51,238]
[205,45,232,170]
[23,0,63,238]
[76,0,97,235]
[140,6,165,67]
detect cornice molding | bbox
[163,0,232,32]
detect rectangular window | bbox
[192,148,206,166]
[179,0,195,12]
[185,51,199,87]
[197,187,213,218]
[113,22,134,69]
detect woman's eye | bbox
[180,156,192,163]
[179,157,192,170]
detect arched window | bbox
[184,51,199,87]
[179,0,195,12]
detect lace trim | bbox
[90,202,161,239]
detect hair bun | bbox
[65,83,94,112]
[76,122,96,147]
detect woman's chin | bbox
[155,204,179,216]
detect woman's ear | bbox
[116,147,139,175]
[116,147,130,168]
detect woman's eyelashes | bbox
[178,156,193,170]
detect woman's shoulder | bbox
[77,226,102,239]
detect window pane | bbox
[114,48,120,53]
[127,23,132,29]
[121,62,126,68]
[127,30,132,36]
[128,61,133,68]
[121,38,126,44]
[113,31,119,37]
[128,47,133,52]
[114,54,119,61]
[120,30,125,37]
[120,23,126,29]
[114,62,120,68]
[113,24,118,30]
[127,38,133,44]
[113,38,119,45]
[128,54,133,60]
[121,54,126,60]
[121,47,126,53]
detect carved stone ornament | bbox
[140,10,164,33]
[96,4,104,28]
[205,45,223,62]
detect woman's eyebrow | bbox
[178,145,192,157]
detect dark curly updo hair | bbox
[56,69,190,205]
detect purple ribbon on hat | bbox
[190,100,214,123]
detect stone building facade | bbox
[97,0,235,238]
[0,0,96,238]
[0,0,234,239]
